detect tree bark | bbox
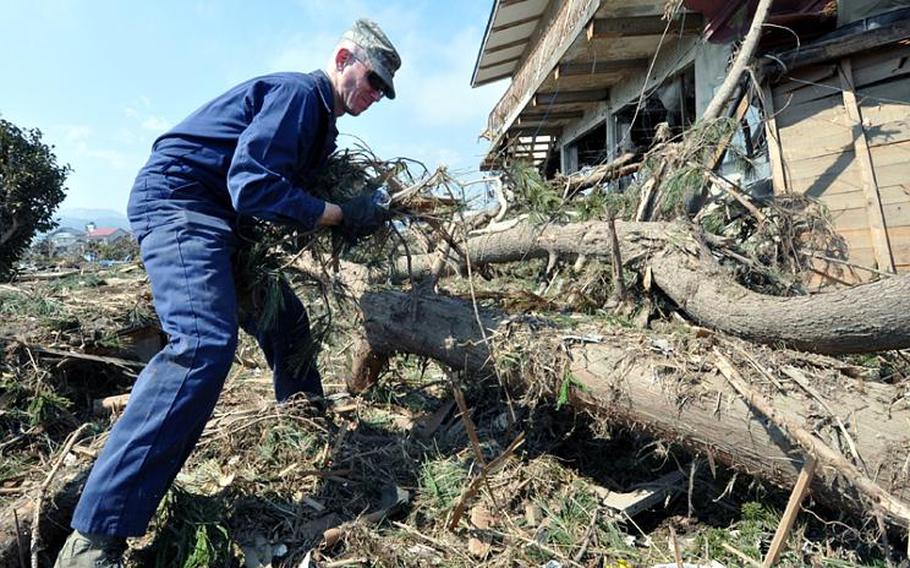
[388,220,910,355]
[351,287,910,527]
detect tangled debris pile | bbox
[2,133,910,567]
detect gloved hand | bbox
[338,188,391,242]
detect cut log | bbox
[384,220,910,354]
[345,285,910,527]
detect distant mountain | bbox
[54,208,131,232]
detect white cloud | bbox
[82,147,134,170]
[268,31,338,74]
[64,125,92,144]
[141,116,171,132]
[399,27,506,129]
[55,123,139,171]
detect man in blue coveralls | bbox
[54,19,400,567]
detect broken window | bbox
[613,66,696,155]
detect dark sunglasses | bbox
[366,70,387,96]
[350,53,387,98]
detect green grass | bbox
[534,483,639,563]
[556,371,587,410]
[49,273,105,291]
[257,421,319,465]
[0,291,64,318]
[148,486,237,568]
[418,456,467,512]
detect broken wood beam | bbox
[586,15,702,40]
[839,59,895,273]
[556,152,640,198]
[603,469,685,517]
[762,455,818,567]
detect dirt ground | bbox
[0,264,904,567]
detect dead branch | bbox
[31,423,90,568]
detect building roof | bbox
[49,227,86,236]
[87,227,126,238]
[472,0,551,87]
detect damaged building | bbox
[473,0,910,282]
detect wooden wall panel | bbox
[768,44,910,285]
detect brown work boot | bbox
[54,530,126,568]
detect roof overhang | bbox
[472,0,551,87]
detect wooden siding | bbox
[768,43,910,285]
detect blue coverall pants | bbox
[71,173,321,536]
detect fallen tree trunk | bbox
[350,286,910,527]
[389,220,910,354]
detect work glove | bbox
[338,188,391,243]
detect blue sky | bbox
[0,0,506,214]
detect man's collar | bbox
[312,70,338,118]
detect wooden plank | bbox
[491,14,541,33]
[586,15,702,39]
[519,110,584,122]
[486,36,530,54]
[826,202,910,235]
[533,89,608,105]
[476,68,517,85]
[828,206,876,232]
[510,126,563,137]
[883,199,910,230]
[863,100,910,132]
[867,144,910,188]
[762,455,818,568]
[478,54,522,70]
[774,75,843,109]
[865,118,910,148]
[784,151,862,197]
[763,84,788,194]
[840,59,896,273]
[819,185,910,211]
[774,95,852,132]
[850,44,910,88]
[774,65,838,97]
[602,469,686,517]
[555,58,648,78]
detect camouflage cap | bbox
[343,18,401,99]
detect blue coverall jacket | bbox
[72,70,338,537]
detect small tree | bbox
[0,118,69,279]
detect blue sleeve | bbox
[227,82,327,228]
